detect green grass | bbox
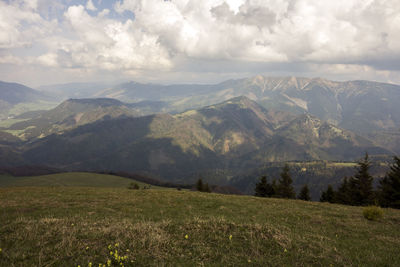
[0,188,399,266]
[0,118,29,128]
[329,162,358,167]
[8,101,57,116]
[0,172,162,189]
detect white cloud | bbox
[86,0,97,11]
[0,1,56,49]
[59,5,172,71]
[0,54,24,65]
[111,0,400,71]
[37,53,58,66]
[1,0,400,86]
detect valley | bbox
[2,2,399,265]
[0,76,399,197]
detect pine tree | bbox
[334,177,352,204]
[277,164,296,199]
[265,179,275,197]
[298,184,311,201]
[196,178,204,192]
[271,179,278,197]
[379,156,400,208]
[255,176,276,197]
[255,176,268,197]
[349,153,374,206]
[320,185,335,203]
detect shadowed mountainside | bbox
[0,81,54,119]
[20,97,389,185]
[89,76,400,153]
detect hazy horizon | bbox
[2,74,400,91]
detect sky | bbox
[1,0,400,87]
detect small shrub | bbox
[128,182,140,190]
[363,206,384,221]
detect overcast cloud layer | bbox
[1,0,400,87]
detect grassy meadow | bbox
[0,184,399,266]
[0,172,161,189]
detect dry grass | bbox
[0,187,399,266]
[0,172,163,189]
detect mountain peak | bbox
[0,80,45,105]
[203,96,259,111]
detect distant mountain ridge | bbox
[0,81,45,105]
[0,81,52,119]
[6,98,140,140]
[1,77,398,197]
[20,96,389,183]
[11,76,400,140]
[0,81,55,121]
[89,76,400,153]
[2,76,400,153]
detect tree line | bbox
[254,154,400,209]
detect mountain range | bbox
[0,76,399,196]
[68,76,400,135]
[31,76,400,150]
[3,75,400,151]
[0,81,54,119]
[12,97,387,181]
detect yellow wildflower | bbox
[89,263,92,267]
[108,245,112,250]
[185,234,188,239]
[86,246,89,250]
[107,259,111,266]
[229,235,232,240]
[126,249,130,252]
[110,251,113,255]
[115,243,119,247]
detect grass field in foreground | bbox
[0,172,162,189]
[0,188,399,266]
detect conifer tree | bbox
[320,185,335,203]
[266,179,275,197]
[298,184,311,201]
[271,179,278,197]
[196,178,204,192]
[334,177,352,204]
[349,153,374,206]
[277,164,296,199]
[255,176,270,197]
[379,156,400,208]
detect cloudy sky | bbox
[1,0,400,87]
